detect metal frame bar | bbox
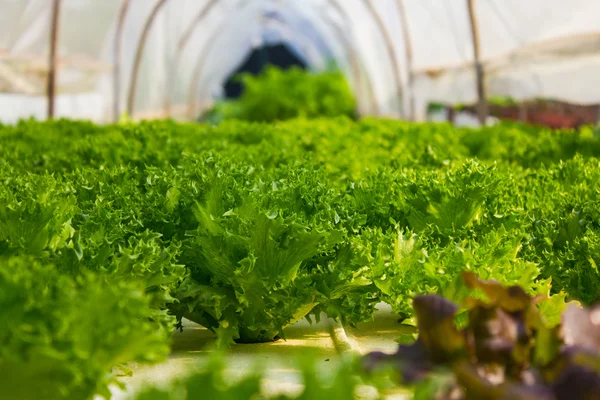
[164,0,220,116]
[396,0,415,121]
[268,20,327,67]
[326,0,378,115]
[280,0,374,116]
[179,0,378,119]
[185,11,313,119]
[321,19,366,116]
[126,0,170,117]
[187,25,222,119]
[185,3,342,120]
[113,0,131,121]
[47,0,62,120]
[115,0,398,120]
[185,0,252,119]
[362,0,404,118]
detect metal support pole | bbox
[467,0,488,125]
[187,28,221,120]
[127,0,170,118]
[362,0,404,118]
[396,0,415,121]
[47,0,62,120]
[327,22,368,117]
[328,0,379,116]
[113,0,130,122]
[165,0,219,116]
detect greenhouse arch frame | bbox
[2,0,600,124]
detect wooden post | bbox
[113,0,130,122]
[447,106,456,124]
[47,0,62,120]
[396,0,415,121]
[519,104,527,122]
[165,0,219,116]
[127,0,170,118]
[362,0,404,118]
[467,0,488,125]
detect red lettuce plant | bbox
[364,273,600,400]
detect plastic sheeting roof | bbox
[1,0,599,123]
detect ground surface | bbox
[109,303,413,399]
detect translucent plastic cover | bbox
[1,0,599,123]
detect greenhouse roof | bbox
[1,0,599,123]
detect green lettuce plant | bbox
[0,256,170,400]
[217,66,357,122]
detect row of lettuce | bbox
[1,117,599,399]
[201,66,357,123]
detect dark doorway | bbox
[223,43,307,99]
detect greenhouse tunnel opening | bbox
[223,43,308,99]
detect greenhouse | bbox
[1,1,599,399]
